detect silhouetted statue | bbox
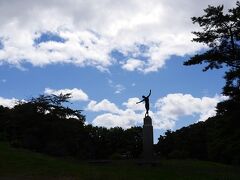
[136,90,151,116]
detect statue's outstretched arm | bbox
[136,99,144,104]
[147,89,151,98]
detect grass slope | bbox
[0,142,240,180]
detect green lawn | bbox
[0,142,240,180]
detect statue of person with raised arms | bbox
[136,90,151,116]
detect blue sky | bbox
[0,0,234,142]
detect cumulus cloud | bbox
[153,94,228,128]
[121,58,144,71]
[92,111,141,129]
[0,0,235,72]
[86,99,122,114]
[86,98,143,128]
[0,97,18,108]
[87,93,228,129]
[44,88,88,101]
[122,97,145,111]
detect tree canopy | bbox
[0,94,143,159]
[184,1,240,113]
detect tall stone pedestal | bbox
[143,116,153,161]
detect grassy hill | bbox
[0,142,240,180]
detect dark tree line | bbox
[0,94,142,159]
[156,109,240,165]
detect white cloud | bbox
[86,99,122,114]
[87,93,228,129]
[0,97,18,108]
[121,58,144,71]
[92,112,141,129]
[44,88,88,101]
[86,98,143,128]
[122,97,145,111]
[153,93,228,128]
[0,0,235,72]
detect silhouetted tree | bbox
[124,127,143,158]
[83,125,142,159]
[28,93,84,121]
[156,111,240,165]
[0,106,10,140]
[184,1,240,114]
[1,94,86,156]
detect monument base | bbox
[143,116,153,161]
